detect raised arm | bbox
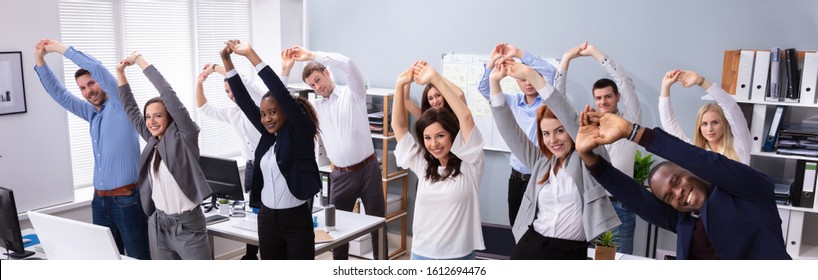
[292,46,367,102]
[33,40,95,121]
[219,43,264,134]
[116,52,151,140]
[403,83,422,119]
[489,59,543,168]
[230,41,314,135]
[132,53,199,137]
[43,39,121,105]
[575,110,679,231]
[413,61,475,141]
[658,70,691,142]
[477,44,507,99]
[392,66,414,141]
[679,70,751,164]
[583,43,641,122]
[506,44,557,86]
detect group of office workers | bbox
[33,37,790,260]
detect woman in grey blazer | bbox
[117,52,212,260]
[488,57,619,260]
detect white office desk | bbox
[206,209,387,259]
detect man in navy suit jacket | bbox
[574,108,790,260]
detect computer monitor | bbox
[199,156,245,211]
[27,211,121,260]
[0,186,34,259]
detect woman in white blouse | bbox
[392,61,485,260]
[659,69,751,164]
[401,79,466,119]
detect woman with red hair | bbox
[488,56,619,260]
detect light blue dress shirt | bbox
[34,47,140,190]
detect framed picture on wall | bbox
[0,51,27,115]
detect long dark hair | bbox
[261,93,320,139]
[414,108,462,183]
[420,84,454,113]
[143,97,173,172]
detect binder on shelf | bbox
[751,50,771,102]
[762,106,785,152]
[793,160,817,208]
[767,48,782,102]
[784,48,802,103]
[800,52,818,105]
[721,50,756,100]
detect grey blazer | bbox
[491,81,619,243]
[119,65,212,216]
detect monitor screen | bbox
[198,156,245,202]
[0,186,34,258]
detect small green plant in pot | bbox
[594,231,618,260]
[218,198,231,215]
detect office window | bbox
[196,0,253,158]
[58,0,252,189]
[58,0,118,189]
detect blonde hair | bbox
[694,103,739,161]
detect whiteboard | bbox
[441,53,558,152]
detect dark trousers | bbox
[257,202,314,260]
[91,191,151,259]
[511,226,588,260]
[242,160,260,260]
[507,170,530,226]
[329,158,385,260]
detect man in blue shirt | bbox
[33,39,150,259]
[478,43,556,226]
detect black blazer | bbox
[228,65,321,206]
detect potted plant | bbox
[634,150,655,187]
[594,230,618,260]
[218,198,231,215]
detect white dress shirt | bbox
[150,157,199,214]
[259,143,305,209]
[310,51,374,167]
[532,162,585,241]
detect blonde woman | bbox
[659,70,751,164]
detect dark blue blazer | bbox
[228,65,321,206]
[593,128,790,260]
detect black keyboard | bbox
[206,215,229,225]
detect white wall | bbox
[0,0,74,213]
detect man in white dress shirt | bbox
[290,46,384,260]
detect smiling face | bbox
[539,117,573,159]
[592,86,620,114]
[699,110,724,144]
[75,74,109,109]
[649,163,712,213]
[425,87,445,109]
[422,122,453,164]
[305,69,335,98]
[260,96,286,134]
[145,102,170,137]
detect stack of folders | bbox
[772,178,792,206]
[776,122,818,158]
[367,110,391,134]
[791,160,818,209]
[721,49,817,104]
